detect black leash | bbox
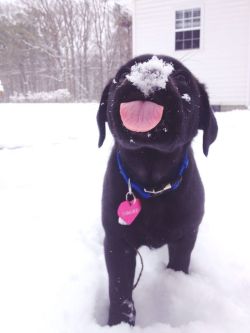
[124,237,144,290]
[133,247,144,290]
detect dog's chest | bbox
[105,150,204,247]
[127,193,188,246]
[141,194,185,225]
[125,154,182,187]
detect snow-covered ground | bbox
[0,104,249,333]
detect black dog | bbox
[97,54,217,326]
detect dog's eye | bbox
[174,74,188,85]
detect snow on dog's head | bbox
[126,56,174,97]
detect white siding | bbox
[247,9,250,107]
[133,0,250,106]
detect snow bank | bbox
[0,80,4,93]
[126,56,174,96]
[0,104,250,333]
[9,89,72,103]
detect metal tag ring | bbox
[126,191,136,204]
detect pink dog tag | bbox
[117,198,142,225]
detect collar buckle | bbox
[144,183,172,195]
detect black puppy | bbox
[97,54,217,326]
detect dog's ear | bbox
[97,80,112,147]
[198,84,218,156]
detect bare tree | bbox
[0,0,132,102]
[92,0,108,90]
[77,0,91,100]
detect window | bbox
[175,8,201,50]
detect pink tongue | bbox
[120,101,164,132]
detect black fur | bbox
[97,54,218,326]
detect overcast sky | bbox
[0,0,16,3]
[0,0,132,12]
[0,0,131,4]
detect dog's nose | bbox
[126,56,174,97]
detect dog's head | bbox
[97,54,217,156]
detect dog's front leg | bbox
[167,228,198,274]
[104,236,136,326]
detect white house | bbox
[132,0,250,108]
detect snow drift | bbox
[0,104,249,333]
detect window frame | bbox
[174,7,202,51]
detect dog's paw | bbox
[167,262,189,274]
[108,299,136,326]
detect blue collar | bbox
[116,151,189,199]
